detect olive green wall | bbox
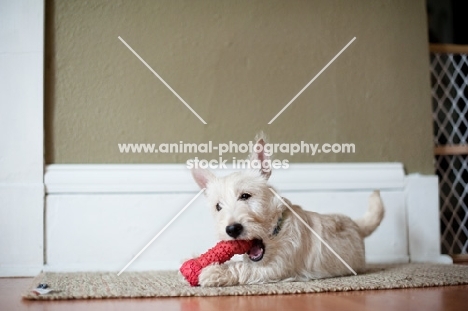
[45,0,434,174]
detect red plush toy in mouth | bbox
[179,240,253,286]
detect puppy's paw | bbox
[199,264,237,287]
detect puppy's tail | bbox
[354,190,385,238]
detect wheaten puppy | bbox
[191,137,384,287]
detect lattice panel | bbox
[435,155,468,254]
[431,50,468,255]
[430,53,468,146]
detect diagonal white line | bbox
[118,36,207,124]
[117,188,205,276]
[268,37,356,124]
[269,188,357,275]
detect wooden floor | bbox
[1,277,467,311]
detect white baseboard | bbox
[409,255,453,264]
[0,265,44,278]
[42,163,444,273]
[0,184,44,277]
[405,174,453,264]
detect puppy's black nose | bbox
[226,223,243,238]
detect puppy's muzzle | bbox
[226,223,243,238]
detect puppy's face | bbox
[208,170,275,238]
[191,137,284,262]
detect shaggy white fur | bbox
[191,135,384,287]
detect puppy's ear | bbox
[191,167,215,189]
[271,192,288,213]
[249,133,272,180]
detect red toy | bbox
[180,240,253,286]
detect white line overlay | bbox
[117,188,206,276]
[268,37,356,124]
[268,188,357,276]
[118,36,207,124]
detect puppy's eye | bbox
[239,193,251,201]
[216,203,222,211]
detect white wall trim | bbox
[0,0,45,277]
[42,163,449,273]
[405,174,452,264]
[45,163,405,194]
[0,265,44,278]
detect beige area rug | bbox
[23,264,468,300]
